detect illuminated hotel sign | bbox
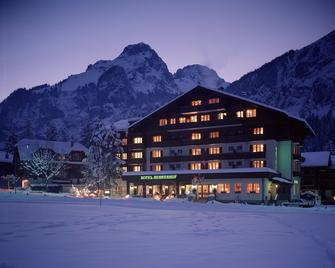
[140,174,177,180]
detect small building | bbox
[301,151,335,203]
[14,139,88,192]
[121,86,314,203]
[0,151,14,189]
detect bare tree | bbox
[21,149,64,191]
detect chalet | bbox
[301,151,335,203]
[121,86,314,203]
[14,139,88,192]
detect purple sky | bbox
[0,0,334,102]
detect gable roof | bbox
[16,139,88,161]
[301,151,331,167]
[129,86,314,135]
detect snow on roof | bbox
[129,86,315,135]
[301,151,331,167]
[0,151,13,163]
[124,167,278,177]
[114,117,142,131]
[271,177,293,184]
[17,139,88,161]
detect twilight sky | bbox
[0,0,334,102]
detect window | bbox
[190,163,202,170]
[209,147,220,154]
[191,100,202,106]
[131,151,143,159]
[122,166,128,172]
[133,165,142,172]
[247,183,260,193]
[153,135,162,142]
[209,131,219,138]
[208,161,220,170]
[122,138,127,145]
[190,115,198,122]
[217,112,227,120]
[191,148,202,156]
[179,117,186,123]
[151,150,162,158]
[121,153,127,160]
[253,127,264,135]
[228,146,235,152]
[152,164,162,171]
[251,144,265,152]
[209,97,220,104]
[200,114,210,121]
[192,132,201,140]
[234,183,242,193]
[133,137,143,144]
[218,183,230,193]
[229,161,236,168]
[246,109,257,118]
[251,160,265,168]
[170,118,176,125]
[159,119,168,126]
[236,111,244,118]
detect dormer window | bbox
[191,100,202,106]
[208,98,220,104]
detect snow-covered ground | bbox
[1,192,335,268]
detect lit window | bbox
[191,148,202,156]
[208,161,220,170]
[152,164,162,171]
[217,112,227,120]
[133,137,143,144]
[209,131,219,138]
[121,153,127,160]
[179,117,186,123]
[209,147,220,155]
[133,165,142,172]
[122,166,128,172]
[122,138,127,145]
[246,109,256,118]
[153,135,162,142]
[201,114,210,121]
[234,183,242,193]
[192,133,201,140]
[191,100,202,106]
[170,118,176,125]
[116,153,121,159]
[209,98,220,104]
[152,150,162,158]
[247,183,260,193]
[218,183,230,193]
[236,111,244,118]
[159,119,168,126]
[131,151,143,159]
[190,115,198,122]
[251,160,265,168]
[190,163,202,170]
[253,127,264,135]
[251,144,265,152]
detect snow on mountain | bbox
[226,30,335,151]
[174,64,229,91]
[0,43,227,143]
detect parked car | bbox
[282,198,315,208]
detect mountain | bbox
[0,43,228,143]
[174,64,229,91]
[226,30,335,151]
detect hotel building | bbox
[122,86,314,203]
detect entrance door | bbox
[197,185,209,199]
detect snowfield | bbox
[1,193,335,268]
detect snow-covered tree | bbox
[85,121,123,195]
[4,128,18,154]
[21,149,64,190]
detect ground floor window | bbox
[217,183,230,193]
[234,183,242,193]
[246,183,260,193]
